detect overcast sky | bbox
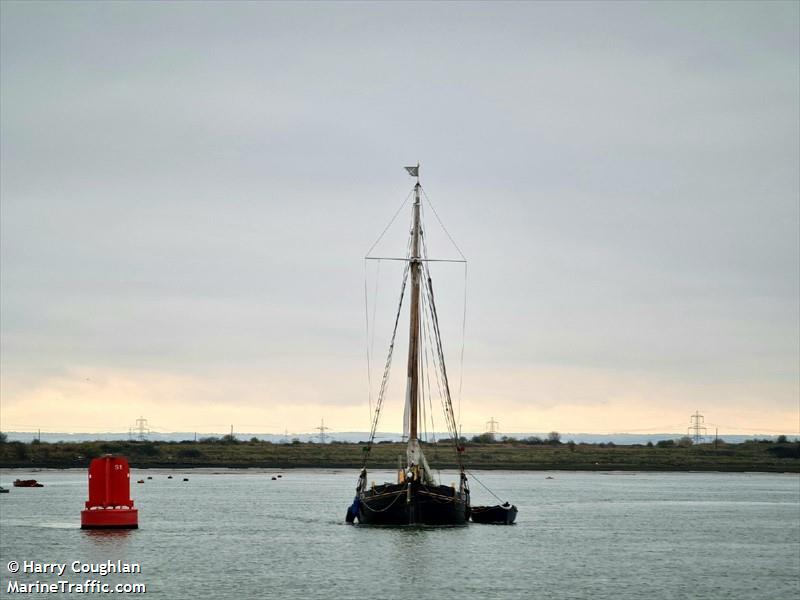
[1,1,797,436]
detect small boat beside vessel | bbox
[470,502,518,524]
[13,479,43,488]
[0,486,9,493]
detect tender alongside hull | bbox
[356,482,469,526]
[470,503,517,524]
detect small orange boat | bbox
[13,479,44,487]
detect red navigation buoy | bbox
[80,455,138,529]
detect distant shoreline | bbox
[2,465,798,474]
[1,439,797,473]
[2,432,788,445]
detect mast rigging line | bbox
[364,188,414,258]
[418,240,462,468]
[362,236,413,467]
[419,267,452,449]
[421,311,438,446]
[363,215,414,427]
[419,208,463,426]
[365,257,466,263]
[422,271,461,450]
[417,199,468,437]
[418,198,468,435]
[363,261,373,419]
[457,262,467,431]
[419,241,453,436]
[420,187,467,261]
[368,260,381,415]
[464,469,505,504]
[421,276,455,445]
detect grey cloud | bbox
[1,2,797,415]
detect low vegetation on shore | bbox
[1,434,798,472]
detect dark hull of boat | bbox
[357,482,469,526]
[470,504,517,524]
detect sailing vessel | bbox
[346,165,470,526]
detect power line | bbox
[314,419,332,444]
[134,416,150,441]
[486,417,500,440]
[688,411,707,444]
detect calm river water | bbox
[0,469,798,599]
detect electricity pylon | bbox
[688,411,707,444]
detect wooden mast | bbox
[406,180,422,444]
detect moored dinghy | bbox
[471,502,518,524]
